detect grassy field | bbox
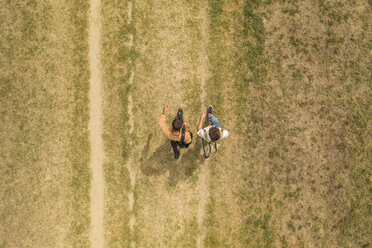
[203,0,371,247]
[1,0,371,247]
[0,0,90,247]
[101,0,131,246]
[102,0,205,246]
[101,0,371,247]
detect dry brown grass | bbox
[0,0,90,247]
[101,0,207,246]
[129,0,205,246]
[100,0,371,247]
[101,0,132,246]
[260,1,371,247]
[1,0,370,247]
[204,0,371,247]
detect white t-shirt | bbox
[197,126,229,142]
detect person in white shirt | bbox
[197,105,228,158]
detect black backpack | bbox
[178,126,193,148]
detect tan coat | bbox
[159,114,192,144]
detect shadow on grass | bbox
[140,134,205,186]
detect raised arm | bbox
[162,105,168,115]
[159,106,169,135]
[197,110,207,131]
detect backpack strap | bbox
[181,126,185,143]
[203,129,221,153]
[203,129,208,142]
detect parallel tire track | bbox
[197,3,210,248]
[88,0,105,247]
[127,2,136,248]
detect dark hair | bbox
[209,127,220,141]
[172,118,183,131]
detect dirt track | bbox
[88,0,105,246]
[196,2,210,247]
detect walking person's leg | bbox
[208,114,221,128]
[202,138,209,159]
[207,105,221,128]
[171,140,180,159]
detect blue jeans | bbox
[208,114,221,128]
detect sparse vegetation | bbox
[1,0,370,247]
[0,0,90,246]
[101,0,132,246]
[204,0,371,247]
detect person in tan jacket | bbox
[159,106,193,159]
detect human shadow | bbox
[140,134,205,186]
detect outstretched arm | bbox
[162,105,168,115]
[159,106,169,135]
[197,110,207,131]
